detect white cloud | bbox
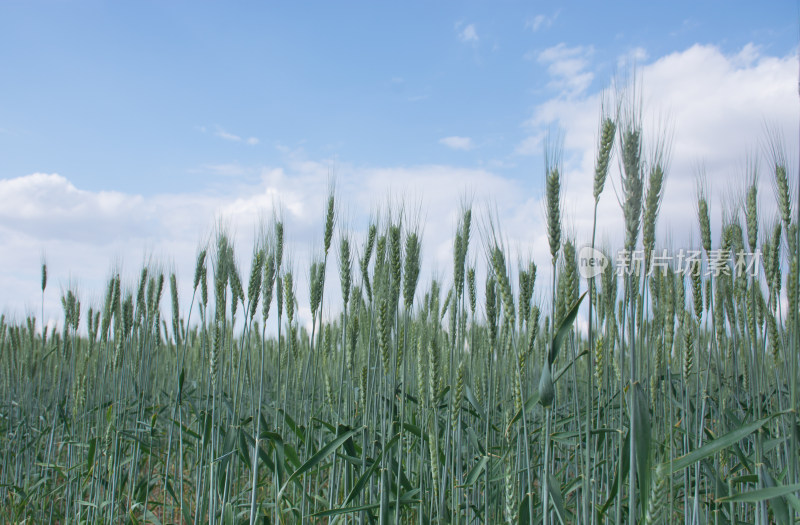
[514,133,546,155]
[439,136,474,151]
[520,43,798,264]
[458,23,478,43]
[536,43,595,96]
[0,173,147,242]
[527,15,547,32]
[215,128,242,142]
[212,126,259,145]
[526,12,559,32]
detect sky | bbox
[1,1,798,332]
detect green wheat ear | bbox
[745,170,758,252]
[378,299,390,376]
[645,463,668,524]
[682,311,694,382]
[403,231,421,308]
[621,127,643,253]
[41,261,47,293]
[775,163,791,228]
[594,335,604,392]
[696,177,712,255]
[452,360,465,428]
[546,168,562,262]
[594,117,616,201]
[467,267,477,315]
[339,236,351,309]
[643,163,665,271]
[323,193,335,255]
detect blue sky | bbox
[2,1,795,192]
[1,1,798,329]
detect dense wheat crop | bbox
[1,103,798,524]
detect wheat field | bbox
[1,104,798,524]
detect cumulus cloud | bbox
[535,43,595,96]
[521,43,797,263]
[439,136,474,150]
[0,159,526,333]
[0,170,292,325]
[0,173,148,242]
